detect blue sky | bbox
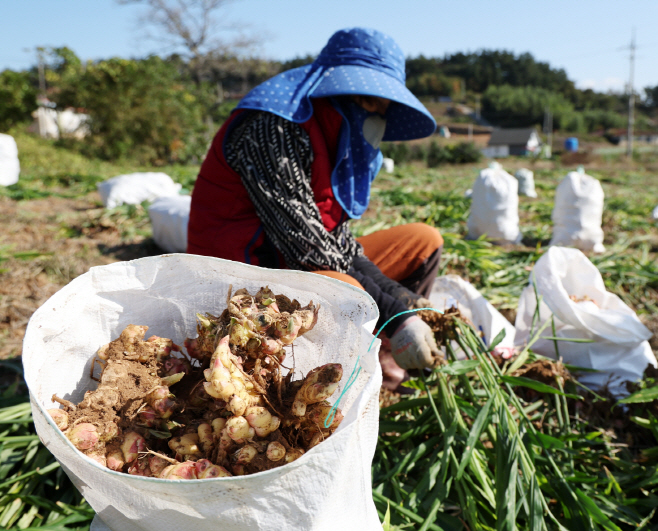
[1,0,657,94]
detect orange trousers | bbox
[313,223,443,293]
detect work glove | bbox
[389,316,441,370]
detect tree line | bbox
[1,47,656,164]
[406,51,657,133]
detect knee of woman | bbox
[310,270,365,291]
[411,223,443,250]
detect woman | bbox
[188,28,443,388]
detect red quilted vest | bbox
[186,98,346,267]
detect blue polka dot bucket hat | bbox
[311,28,436,140]
[236,27,437,141]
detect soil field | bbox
[3,130,658,530]
[2,133,658,362]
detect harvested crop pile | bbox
[48,286,343,479]
[417,306,464,347]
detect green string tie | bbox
[323,307,443,428]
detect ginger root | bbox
[292,364,343,417]
[48,286,344,480]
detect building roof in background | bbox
[488,128,538,146]
[439,124,493,135]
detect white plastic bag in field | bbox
[0,133,20,186]
[550,170,605,253]
[97,172,182,209]
[429,275,516,359]
[652,205,658,220]
[514,247,656,396]
[23,255,382,531]
[148,195,191,253]
[514,168,537,198]
[382,157,394,173]
[467,166,522,244]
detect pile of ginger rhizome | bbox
[48,287,344,480]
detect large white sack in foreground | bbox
[148,195,191,253]
[550,170,605,253]
[97,172,182,208]
[429,275,516,358]
[514,168,538,198]
[514,247,656,396]
[23,255,382,531]
[0,133,20,186]
[467,166,522,243]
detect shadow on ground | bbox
[98,239,165,261]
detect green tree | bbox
[0,70,37,132]
[403,49,631,118]
[581,109,625,131]
[449,142,482,163]
[41,46,84,108]
[643,85,658,109]
[62,56,205,163]
[426,141,449,167]
[481,85,576,130]
[405,55,459,98]
[279,54,316,71]
[116,0,270,144]
[571,88,625,113]
[441,50,575,96]
[406,72,457,98]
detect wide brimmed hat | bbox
[310,28,437,141]
[236,28,436,141]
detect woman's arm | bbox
[348,255,419,334]
[225,111,360,273]
[225,110,421,335]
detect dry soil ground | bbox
[0,192,161,359]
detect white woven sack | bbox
[0,133,20,186]
[467,167,522,243]
[514,168,537,198]
[148,195,191,253]
[550,171,605,253]
[97,172,182,209]
[514,247,656,396]
[23,255,382,531]
[429,275,516,359]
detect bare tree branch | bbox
[116,0,263,83]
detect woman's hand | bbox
[389,316,441,370]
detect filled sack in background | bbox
[23,255,382,531]
[467,164,522,244]
[97,172,182,209]
[514,168,538,198]
[429,275,516,359]
[0,133,20,186]
[550,169,605,253]
[148,195,191,253]
[514,246,656,396]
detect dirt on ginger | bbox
[48,286,344,480]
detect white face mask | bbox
[362,114,387,149]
